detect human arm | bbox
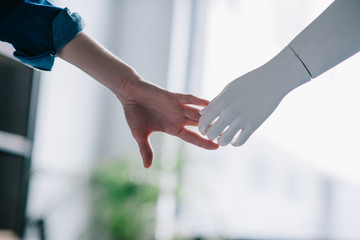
[57,31,218,168]
[0,1,218,167]
[0,0,20,21]
[199,0,360,146]
[0,0,84,70]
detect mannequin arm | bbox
[199,0,360,146]
[289,0,360,78]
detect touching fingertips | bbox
[217,131,233,146]
[198,105,221,135]
[207,141,219,149]
[207,134,216,141]
[217,137,231,147]
[207,128,221,141]
[198,123,208,135]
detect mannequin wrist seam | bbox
[288,45,313,79]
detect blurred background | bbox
[1,0,360,239]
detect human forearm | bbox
[57,31,139,102]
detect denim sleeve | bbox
[0,0,85,71]
[0,0,21,21]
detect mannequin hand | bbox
[115,77,219,168]
[199,47,311,147]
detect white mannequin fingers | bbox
[231,127,253,147]
[200,94,221,115]
[206,116,230,141]
[217,121,243,146]
[198,106,220,135]
[199,107,207,115]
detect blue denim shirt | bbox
[0,0,85,70]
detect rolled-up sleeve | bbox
[0,0,85,71]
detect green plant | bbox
[90,158,159,240]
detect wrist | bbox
[265,46,311,97]
[108,68,142,103]
[110,71,168,107]
[57,31,144,103]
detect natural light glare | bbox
[178,0,360,239]
[201,0,360,185]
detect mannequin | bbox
[199,0,360,147]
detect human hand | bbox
[57,32,218,168]
[115,77,219,168]
[199,47,311,147]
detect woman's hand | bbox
[58,32,218,168]
[116,78,218,168]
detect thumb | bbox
[134,134,154,168]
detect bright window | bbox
[175,0,360,239]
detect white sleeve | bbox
[289,0,360,78]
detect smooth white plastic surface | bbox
[289,0,360,78]
[199,46,310,146]
[199,0,360,146]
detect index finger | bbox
[178,128,219,150]
[177,94,210,107]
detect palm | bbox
[120,80,218,168]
